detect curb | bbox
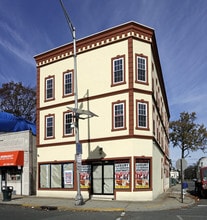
[21,203,125,212]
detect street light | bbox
[59,0,83,206]
[59,0,97,206]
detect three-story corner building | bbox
[34,21,170,201]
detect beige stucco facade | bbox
[34,22,170,201]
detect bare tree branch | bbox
[0,81,36,122]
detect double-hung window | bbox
[137,101,148,129]
[112,55,125,85]
[45,76,54,100]
[136,55,147,83]
[45,115,54,138]
[113,101,126,130]
[64,112,73,136]
[63,71,73,96]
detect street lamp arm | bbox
[59,0,75,39]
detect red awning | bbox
[0,151,24,167]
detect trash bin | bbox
[182,182,188,195]
[182,182,188,189]
[1,186,13,201]
[170,178,177,186]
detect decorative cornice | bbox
[34,22,153,67]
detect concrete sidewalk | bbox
[0,184,197,212]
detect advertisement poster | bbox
[115,163,130,189]
[64,170,73,185]
[135,161,149,189]
[80,165,91,189]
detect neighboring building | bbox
[34,21,170,201]
[0,112,36,195]
[170,170,179,180]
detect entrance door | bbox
[92,163,114,195]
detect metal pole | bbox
[181,158,183,203]
[59,0,83,206]
[181,148,184,203]
[73,28,84,206]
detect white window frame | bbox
[46,77,54,100]
[137,56,147,83]
[64,71,73,96]
[46,115,54,138]
[138,102,147,128]
[64,112,73,136]
[113,57,124,84]
[113,102,125,129]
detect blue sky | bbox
[0,0,207,166]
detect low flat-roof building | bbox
[0,112,36,195]
[0,130,36,195]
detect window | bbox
[45,76,54,100]
[112,56,125,85]
[40,163,74,189]
[112,101,126,130]
[137,101,148,129]
[80,164,91,189]
[63,71,73,96]
[64,112,73,136]
[51,164,62,188]
[135,158,151,190]
[45,115,54,138]
[115,161,130,189]
[136,55,148,83]
[40,164,50,188]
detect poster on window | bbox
[80,165,91,189]
[115,163,130,189]
[64,170,73,185]
[135,161,149,189]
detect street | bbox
[0,196,207,220]
[0,180,207,220]
[0,205,120,220]
[0,200,207,220]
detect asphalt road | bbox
[0,180,206,220]
[124,203,207,220]
[0,205,120,220]
[0,199,207,220]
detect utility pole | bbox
[59,0,83,206]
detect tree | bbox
[184,165,196,180]
[169,112,207,159]
[0,81,36,122]
[170,112,207,202]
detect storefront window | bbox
[7,168,21,182]
[40,164,50,188]
[115,162,130,189]
[40,163,74,189]
[63,163,74,188]
[8,174,21,181]
[51,164,61,188]
[80,164,91,189]
[135,158,150,189]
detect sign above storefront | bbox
[0,151,24,167]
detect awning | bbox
[0,151,24,167]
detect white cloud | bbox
[0,20,34,66]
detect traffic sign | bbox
[176,159,187,170]
[76,154,82,170]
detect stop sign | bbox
[176,159,187,170]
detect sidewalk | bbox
[0,184,197,212]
